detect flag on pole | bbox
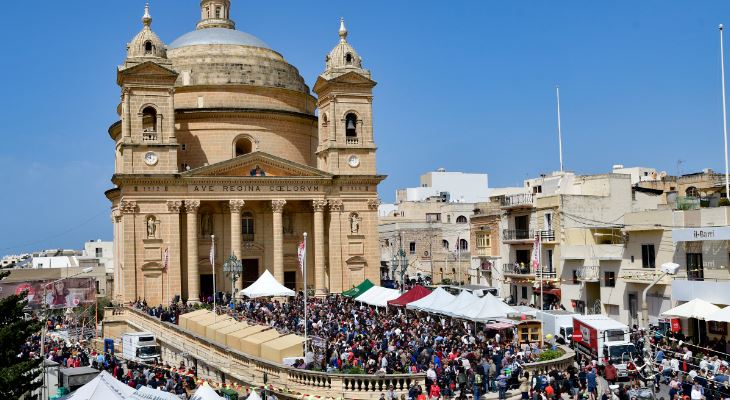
[297,240,306,275]
[532,233,540,271]
[163,248,169,272]
[210,241,215,267]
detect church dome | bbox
[126,4,167,59]
[169,28,270,50]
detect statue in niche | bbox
[146,216,156,238]
[349,213,360,234]
[201,213,214,237]
[282,213,293,235]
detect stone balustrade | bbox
[102,307,424,400]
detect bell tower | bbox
[314,19,377,175]
[197,0,235,30]
[115,4,179,175]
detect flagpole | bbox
[211,234,216,322]
[720,24,730,199]
[556,85,564,172]
[302,232,308,354]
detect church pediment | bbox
[182,152,332,178]
[314,71,376,92]
[117,61,178,84]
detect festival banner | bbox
[0,278,96,309]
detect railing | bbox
[502,263,557,279]
[142,131,158,141]
[346,137,359,145]
[500,193,534,207]
[103,307,425,400]
[539,230,556,241]
[576,265,600,282]
[522,345,575,374]
[503,229,534,240]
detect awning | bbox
[704,306,730,323]
[483,322,514,330]
[662,298,721,319]
[387,285,431,307]
[342,279,375,298]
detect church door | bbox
[284,271,296,290]
[241,259,259,288]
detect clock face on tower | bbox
[348,155,360,168]
[144,151,158,166]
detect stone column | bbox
[328,199,343,292]
[186,200,201,302]
[271,200,286,283]
[119,201,138,303]
[166,200,184,301]
[313,200,328,296]
[229,200,245,290]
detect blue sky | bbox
[0,1,727,254]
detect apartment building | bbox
[379,169,489,285]
[492,170,663,311]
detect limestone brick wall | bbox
[175,114,317,170]
[168,44,309,94]
[174,86,316,115]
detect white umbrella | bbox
[662,298,721,320]
[706,306,730,322]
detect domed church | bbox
[106,1,383,305]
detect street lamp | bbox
[40,267,94,399]
[223,255,243,300]
[640,262,680,393]
[391,249,408,293]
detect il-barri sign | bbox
[672,226,730,242]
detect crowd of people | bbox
[127,290,730,400]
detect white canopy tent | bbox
[706,306,730,323]
[190,383,224,400]
[240,270,295,298]
[470,293,518,321]
[406,287,454,312]
[66,371,135,400]
[355,286,401,307]
[440,291,480,317]
[247,390,262,400]
[127,386,183,400]
[420,289,458,314]
[661,298,721,320]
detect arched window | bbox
[456,215,468,224]
[345,53,353,64]
[235,138,253,157]
[345,113,357,137]
[686,186,699,198]
[144,41,153,55]
[242,212,254,241]
[142,107,157,136]
[442,240,449,250]
[459,239,468,250]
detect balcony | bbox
[345,137,359,145]
[576,266,600,282]
[538,230,556,242]
[502,263,557,279]
[503,229,534,242]
[142,130,158,141]
[242,233,255,242]
[500,193,534,208]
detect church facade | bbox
[106,1,383,305]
